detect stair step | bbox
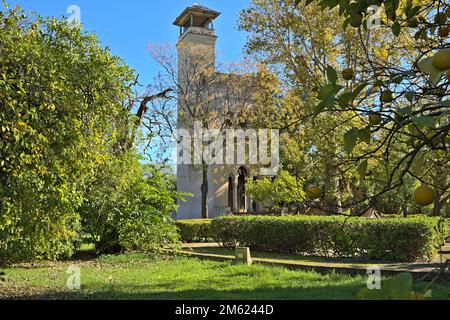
[440,246,450,253]
[434,255,450,263]
[434,251,450,263]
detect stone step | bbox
[433,254,450,263]
[434,253,450,263]
[434,242,450,262]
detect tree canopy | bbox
[239,0,449,216]
[0,3,182,260]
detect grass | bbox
[0,253,449,300]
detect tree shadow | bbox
[2,283,366,300]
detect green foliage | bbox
[308,0,450,214]
[357,272,433,300]
[212,215,447,262]
[0,3,182,260]
[0,5,129,260]
[241,0,449,216]
[80,160,182,254]
[246,170,306,212]
[175,219,213,243]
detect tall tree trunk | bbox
[201,161,209,219]
[432,193,444,216]
[432,164,448,216]
[325,159,343,214]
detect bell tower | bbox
[173,4,221,77]
[174,5,222,220]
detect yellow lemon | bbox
[306,186,322,199]
[432,50,450,71]
[381,91,394,103]
[413,185,435,206]
[435,12,448,25]
[350,13,363,28]
[438,26,449,38]
[342,68,354,81]
[409,292,425,300]
[369,113,382,125]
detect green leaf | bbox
[344,127,359,154]
[357,160,368,179]
[412,115,435,128]
[399,106,412,116]
[384,0,400,21]
[358,126,371,144]
[405,91,414,103]
[325,0,340,9]
[357,273,413,300]
[391,21,401,36]
[338,91,354,107]
[384,273,413,300]
[411,152,425,176]
[326,65,338,85]
[318,83,336,100]
[408,6,422,18]
[339,0,348,15]
[316,94,335,114]
[390,73,404,84]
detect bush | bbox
[81,163,183,254]
[211,215,447,262]
[176,219,213,243]
[246,170,306,213]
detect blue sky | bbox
[7,0,251,89]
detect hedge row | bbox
[211,215,447,262]
[175,219,213,243]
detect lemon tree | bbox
[307,0,450,215]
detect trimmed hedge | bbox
[176,219,213,243]
[211,215,447,262]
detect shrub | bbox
[211,215,447,262]
[246,170,306,213]
[81,163,183,254]
[176,219,213,243]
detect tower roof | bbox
[173,4,221,26]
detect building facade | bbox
[173,5,260,220]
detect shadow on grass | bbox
[3,283,365,300]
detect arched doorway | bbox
[227,175,234,212]
[237,167,248,212]
[251,176,258,212]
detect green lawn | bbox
[0,253,449,300]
